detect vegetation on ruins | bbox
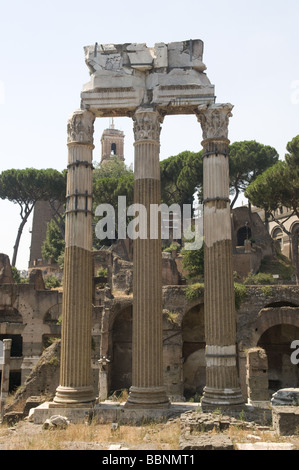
[233,283,247,310]
[0,168,66,266]
[245,135,299,283]
[243,272,275,285]
[184,282,247,311]
[44,275,61,289]
[184,283,204,301]
[182,245,204,279]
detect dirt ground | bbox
[1,417,299,451]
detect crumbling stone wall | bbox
[246,347,269,403]
[2,248,299,403]
[0,263,62,388]
[4,340,61,414]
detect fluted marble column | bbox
[125,108,169,409]
[53,109,95,406]
[197,103,244,409]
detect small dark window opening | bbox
[237,226,252,246]
[0,371,21,393]
[111,143,117,155]
[0,334,23,357]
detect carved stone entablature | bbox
[81,41,215,117]
[197,103,233,141]
[67,109,95,145]
[133,108,163,142]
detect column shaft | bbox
[53,110,95,406]
[125,108,169,408]
[197,104,244,409]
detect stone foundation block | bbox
[272,406,299,436]
[179,434,234,450]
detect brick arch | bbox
[254,306,299,344]
[290,220,299,234]
[179,294,205,326]
[43,302,62,325]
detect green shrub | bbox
[185,283,204,301]
[243,272,274,285]
[163,243,180,253]
[97,267,108,277]
[261,285,273,297]
[45,275,61,289]
[234,283,247,310]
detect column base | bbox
[124,386,170,409]
[52,385,96,408]
[201,386,245,412]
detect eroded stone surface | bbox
[271,388,299,406]
[81,40,215,116]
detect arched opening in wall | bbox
[272,227,283,252]
[111,142,117,155]
[291,222,299,263]
[182,304,205,399]
[237,225,252,246]
[110,306,132,394]
[265,301,298,308]
[257,324,299,395]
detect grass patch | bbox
[185,283,204,301]
[0,419,181,450]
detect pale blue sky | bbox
[0,0,298,269]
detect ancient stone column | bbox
[1,339,12,399]
[197,103,244,409]
[53,109,95,406]
[125,107,169,409]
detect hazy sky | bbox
[0,0,298,269]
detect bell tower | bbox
[100,118,125,164]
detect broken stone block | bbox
[246,347,269,403]
[23,396,44,417]
[2,411,24,426]
[179,433,234,450]
[154,43,168,69]
[127,44,155,71]
[272,406,299,436]
[29,269,45,290]
[0,254,14,284]
[43,415,70,430]
[271,388,299,406]
[167,40,206,71]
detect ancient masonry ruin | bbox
[3,40,298,424]
[48,39,244,412]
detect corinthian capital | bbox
[133,108,164,142]
[67,109,95,145]
[197,103,233,141]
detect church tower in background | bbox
[100,118,124,164]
